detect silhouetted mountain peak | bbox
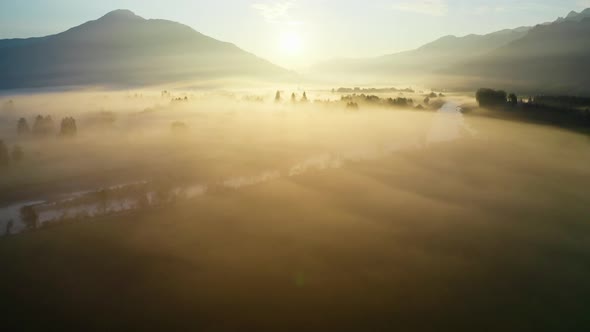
[0,8,290,89]
[575,8,590,20]
[99,9,144,22]
[553,8,590,23]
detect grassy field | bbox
[1,115,590,331]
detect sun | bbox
[280,31,303,55]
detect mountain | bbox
[0,10,290,89]
[554,8,590,23]
[311,8,590,94]
[446,17,590,94]
[309,25,530,81]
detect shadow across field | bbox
[1,129,590,331]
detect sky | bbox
[1,0,588,69]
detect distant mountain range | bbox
[311,27,530,78]
[555,8,590,23]
[312,8,590,95]
[2,8,590,94]
[446,16,590,94]
[0,10,290,89]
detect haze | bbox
[1,0,586,68]
[1,2,590,331]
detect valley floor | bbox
[2,135,590,331]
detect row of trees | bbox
[334,87,415,94]
[17,116,77,137]
[346,101,359,110]
[341,94,417,109]
[476,88,518,108]
[13,179,191,233]
[475,88,590,127]
[273,91,428,109]
[387,97,414,107]
[476,88,590,110]
[275,91,308,103]
[0,141,24,167]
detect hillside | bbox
[309,26,529,81]
[311,8,590,95]
[0,10,290,89]
[554,8,590,23]
[448,17,590,94]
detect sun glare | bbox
[280,31,303,55]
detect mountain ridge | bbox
[308,22,530,81]
[0,10,290,90]
[445,16,590,94]
[310,8,590,94]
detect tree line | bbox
[341,94,418,109]
[475,88,518,108]
[475,88,590,128]
[17,115,78,137]
[274,91,309,103]
[1,116,78,167]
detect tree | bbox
[508,93,518,106]
[11,145,23,162]
[388,97,413,107]
[20,205,39,230]
[291,93,297,103]
[346,101,359,110]
[17,118,30,136]
[32,115,44,136]
[275,90,281,102]
[59,117,77,137]
[43,115,55,135]
[424,97,430,105]
[475,88,508,108]
[33,115,55,137]
[0,140,9,167]
[301,92,308,103]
